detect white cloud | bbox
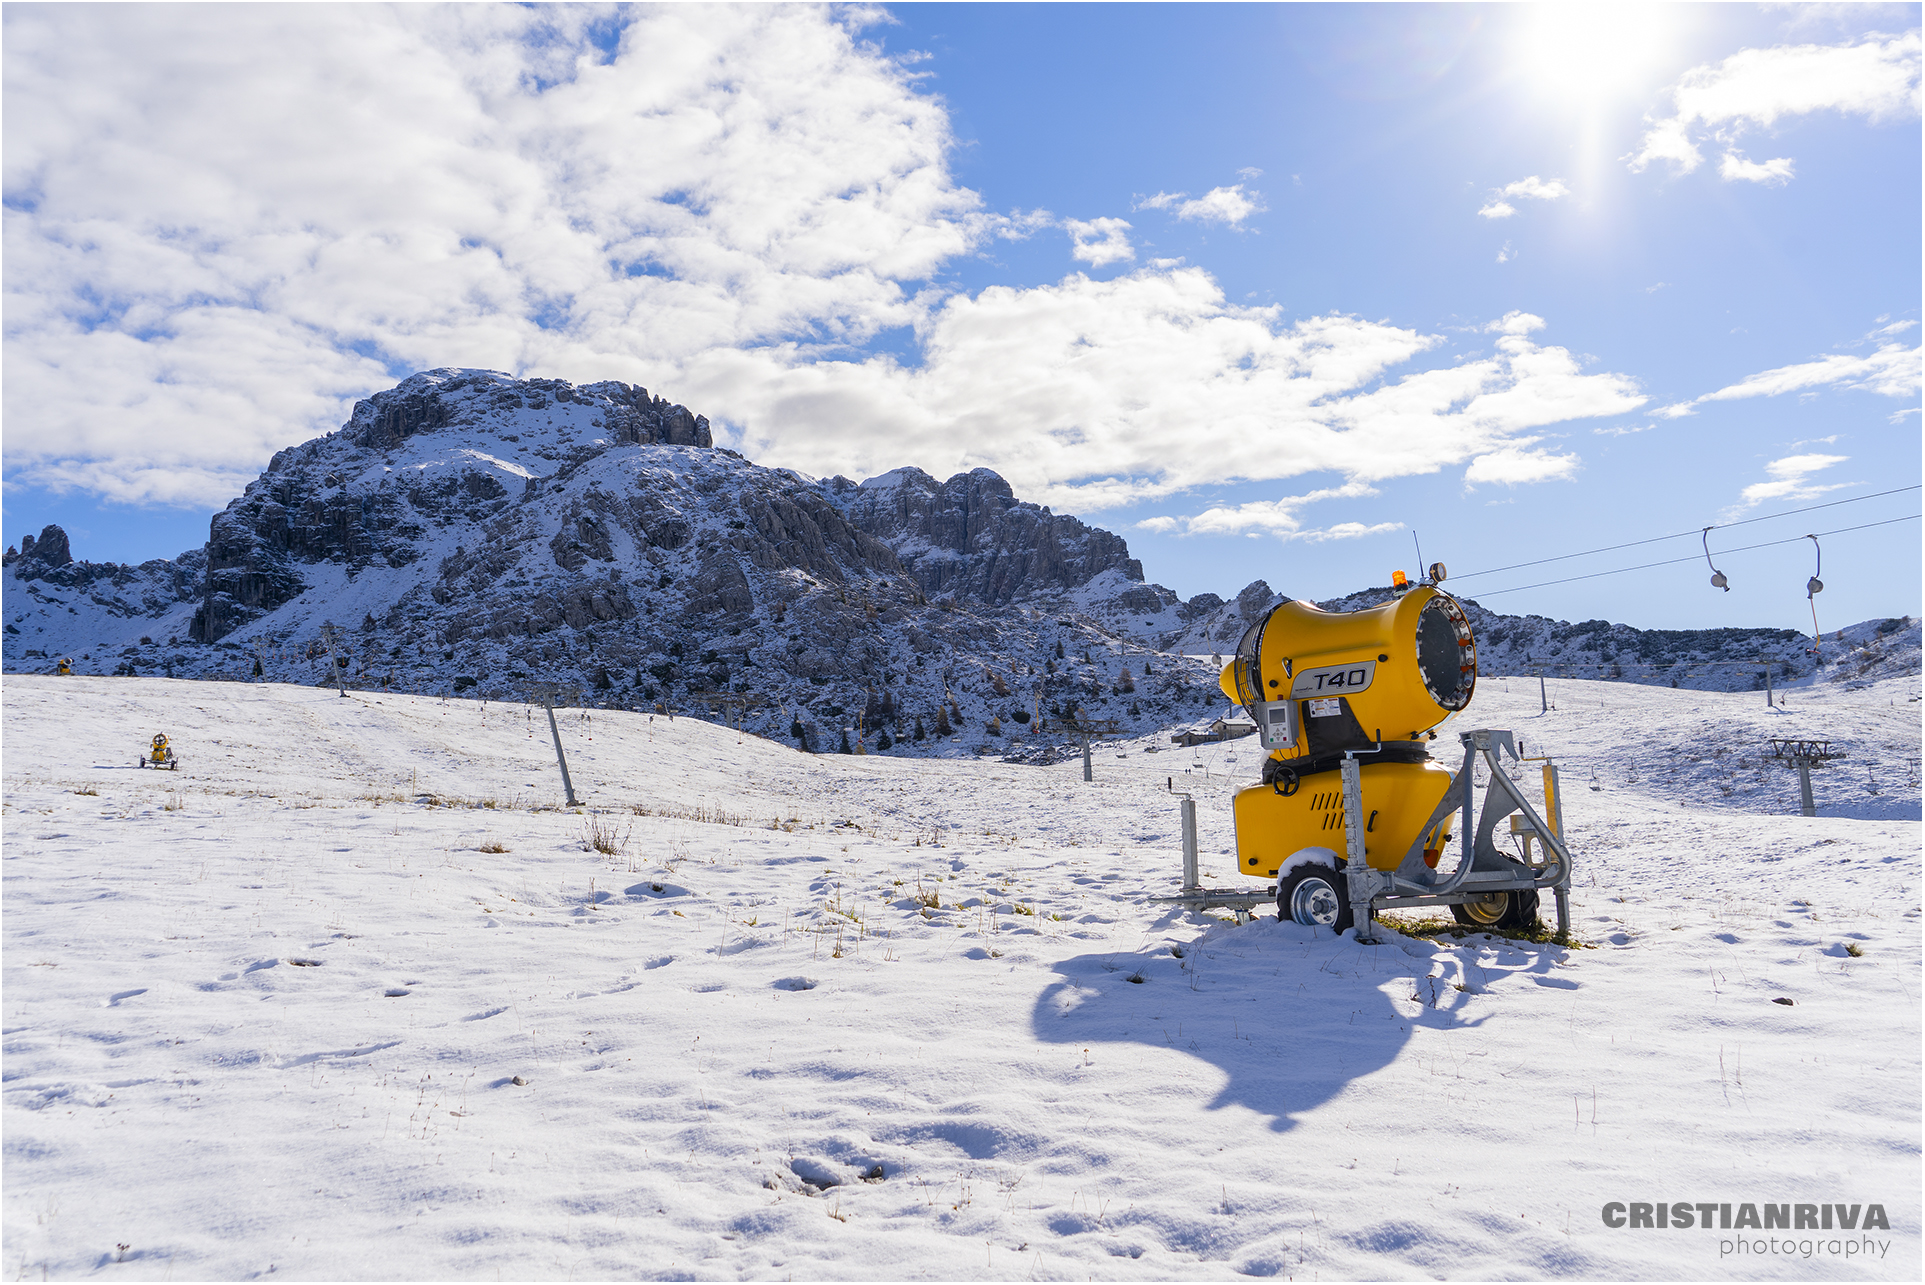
[1463,445,1581,486]
[1140,488,1403,543]
[3,5,990,505]
[1735,453,1852,509]
[1487,311,1547,337]
[1,6,1649,521]
[1292,521,1406,543]
[1662,342,1922,417]
[1134,184,1264,226]
[1503,176,1572,201]
[1629,32,1922,179]
[698,291,1645,516]
[1177,185,1263,226]
[996,209,1056,241]
[1064,217,1135,267]
[1477,175,1569,217]
[1718,151,1796,184]
[1162,482,1380,540]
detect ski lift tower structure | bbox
[1056,712,1123,783]
[528,683,583,807]
[1770,738,1845,818]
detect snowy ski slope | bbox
[3,673,1918,1280]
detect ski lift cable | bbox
[1469,514,1920,598]
[1448,484,1920,581]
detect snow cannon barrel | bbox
[1217,585,1477,881]
[1218,585,1475,750]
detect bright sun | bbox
[1512,4,1681,108]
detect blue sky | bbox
[4,3,1918,633]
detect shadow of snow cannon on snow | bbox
[1030,914,1571,1131]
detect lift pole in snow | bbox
[530,683,583,807]
[319,623,348,698]
[1058,714,1122,782]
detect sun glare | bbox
[1513,4,1679,108]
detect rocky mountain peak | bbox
[3,524,73,574]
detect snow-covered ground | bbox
[4,673,1918,1280]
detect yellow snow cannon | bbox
[1156,569,1574,944]
[140,733,178,771]
[56,656,73,675]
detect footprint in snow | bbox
[774,976,818,991]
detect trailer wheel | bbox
[1451,887,1541,931]
[1278,861,1354,933]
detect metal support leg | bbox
[1082,735,1093,783]
[1179,797,1199,890]
[1796,757,1815,817]
[1340,756,1380,942]
[1542,759,1571,942]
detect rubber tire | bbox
[1278,861,1355,933]
[1450,886,1542,931]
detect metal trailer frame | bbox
[1155,728,1573,944]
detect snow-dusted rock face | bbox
[2,523,206,647]
[1160,579,1289,656]
[190,370,715,642]
[1313,586,1903,692]
[834,466,1141,604]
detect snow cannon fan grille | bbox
[1415,592,1476,711]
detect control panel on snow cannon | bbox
[1217,582,1475,878]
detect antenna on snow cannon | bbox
[1155,572,1574,945]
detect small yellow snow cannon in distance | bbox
[1157,567,1574,944]
[139,734,179,771]
[56,656,73,675]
